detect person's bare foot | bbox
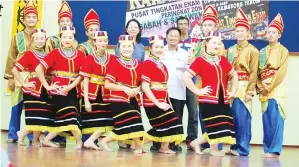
[263,153,279,158]
[130,144,136,150]
[159,148,176,154]
[225,149,239,156]
[75,141,83,150]
[42,140,60,148]
[133,148,146,154]
[191,140,204,155]
[84,141,101,150]
[210,151,225,157]
[17,131,26,146]
[7,139,17,143]
[118,141,129,149]
[98,142,114,152]
[32,141,42,147]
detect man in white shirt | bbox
[150,27,188,152]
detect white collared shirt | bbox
[161,45,189,100]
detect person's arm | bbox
[11,67,26,87]
[35,64,51,90]
[223,56,238,99]
[104,80,134,97]
[83,77,92,112]
[4,36,18,80]
[62,76,83,92]
[141,82,170,110]
[35,51,56,90]
[227,71,238,99]
[141,82,159,105]
[4,36,19,91]
[183,71,211,96]
[265,48,288,93]
[246,48,260,96]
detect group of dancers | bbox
[4,0,288,158]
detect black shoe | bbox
[169,145,182,152]
[150,145,161,151]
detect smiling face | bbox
[206,36,222,55]
[24,13,38,27]
[126,21,140,38]
[166,29,180,47]
[32,33,46,48]
[266,27,281,43]
[60,31,74,48]
[59,17,73,28]
[94,37,108,52]
[235,26,249,41]
[119,41,134,58]
[202,20,217,36]
[86,24,100,39]
[150,40,164,58]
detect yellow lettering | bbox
[129,0,145,10]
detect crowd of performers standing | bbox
[5,0,288,158]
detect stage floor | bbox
[1,132,298,167]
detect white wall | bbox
[1,0,298,146]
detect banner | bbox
[203,0,269,40]
[126,0,269,40]
[6,0,43,95]
[126,0,204,37]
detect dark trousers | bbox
[185,89,198,143]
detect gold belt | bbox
[89,74,105,85]
[116,82,137,88]
[15,72,37,87]
[150,82,167,90]
[54,71,79,80]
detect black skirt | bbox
[144,106,185,144]
[199,88,236,144]
[80,89,113,134]
[23,87,54,132]
[109,98,144,140]
[51,88,81,137]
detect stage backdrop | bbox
[125,0,269,40]
[68,0,299,52]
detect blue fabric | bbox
[51,135,66,143]
[115,42,145,62]
[230,98,252,156]
[179,36,192,51]
[82,134,89,143]
[263,99,284,155]
[7,100,33,141]
[198,107,223,150]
